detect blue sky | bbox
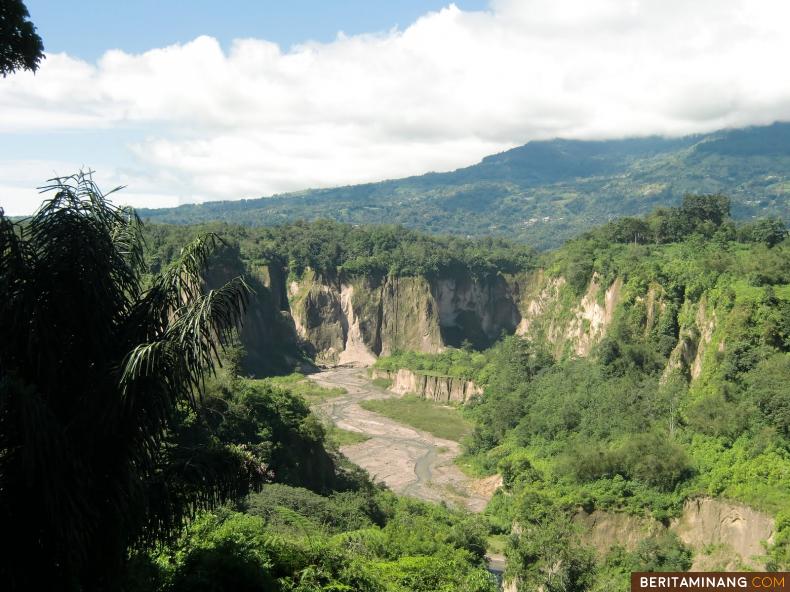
[2,1,789,215]
[26,1,489,61]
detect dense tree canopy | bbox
[0,0,44,76]
[0,174,254,590]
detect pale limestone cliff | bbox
[662,295,718,383]
[575,509,665,554]
[260,266,636,367]
[338,283,377,366]
[370,368,483,404]
[691,298,717,381]
[283,269,532,366]
[515,271,565,336]
[568,275,623,356]
[516,272,623,357]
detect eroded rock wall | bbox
[672,497,774,570]
[370,368,483,404]
[573,497,774,570]
[284,269,531,366]
[515,272,623,357]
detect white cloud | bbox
[1,0,790,214]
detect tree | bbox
[1,0,45,76]
[680,194,731,228]
[738,217,788,247]
[746,354,790,437]
[507,493,596,592]
[0,173,259,590]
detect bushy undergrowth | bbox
[129,487,497,592]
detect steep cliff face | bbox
[279,269,529,366]
[575,509,664,553]
[663,295,718,382]
[284,272,444,365]
[672,497,774,570]
[240,255,745,387]
[433,274,522,349]
[205,258,303,375]
[370,368,483,404]
[515,272,623,357]
[287,269,347,366]
[574,498,774,569]
[279,267,635,367]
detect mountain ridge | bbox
[139,122,790,249]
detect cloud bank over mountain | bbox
[2,0,789,213]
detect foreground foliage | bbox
[0,175,255,590]
[128,485,498,592]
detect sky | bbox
[2,0,790,215]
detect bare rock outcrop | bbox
[662,296,718,383]
[672,497,774,570]
[572,497,774,571]
[575,509,664,554]
[516,273,623,357]
[371,368,483,404]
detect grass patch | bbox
[372,377,392,389]
[252,373,346,403]
[454,454,494,478]
[359,395,472,442]
[486,534,508,556]
[326,425,370,447]
[442,483,470,499]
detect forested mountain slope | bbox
[139,195,790,585]
[139,122,790,248]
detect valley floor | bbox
[308,366,495,512]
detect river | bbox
[308,366,507,584]
[308,365,495,512]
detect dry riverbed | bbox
[308,366,498,512]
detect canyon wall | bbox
[257,265,627,368]
[239,258,730,388]
[266,268,528,366]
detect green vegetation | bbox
[257,372,347,403]
[143,218,535,280]
[375,347,495,382]
[372,377,393,389]
[129,486,497,592]
[486,534,508,555]
[6,171,790,591]
[0,0,45,76]
[0,175,498,592]
[140,123,790,249]
[0,174,253,589]
[447,196,790,580]
[327,426,371,447]
[128,192,790,580]
[361,396,473,442]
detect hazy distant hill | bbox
[139,122,790,249]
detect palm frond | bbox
[1,172,259,590]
